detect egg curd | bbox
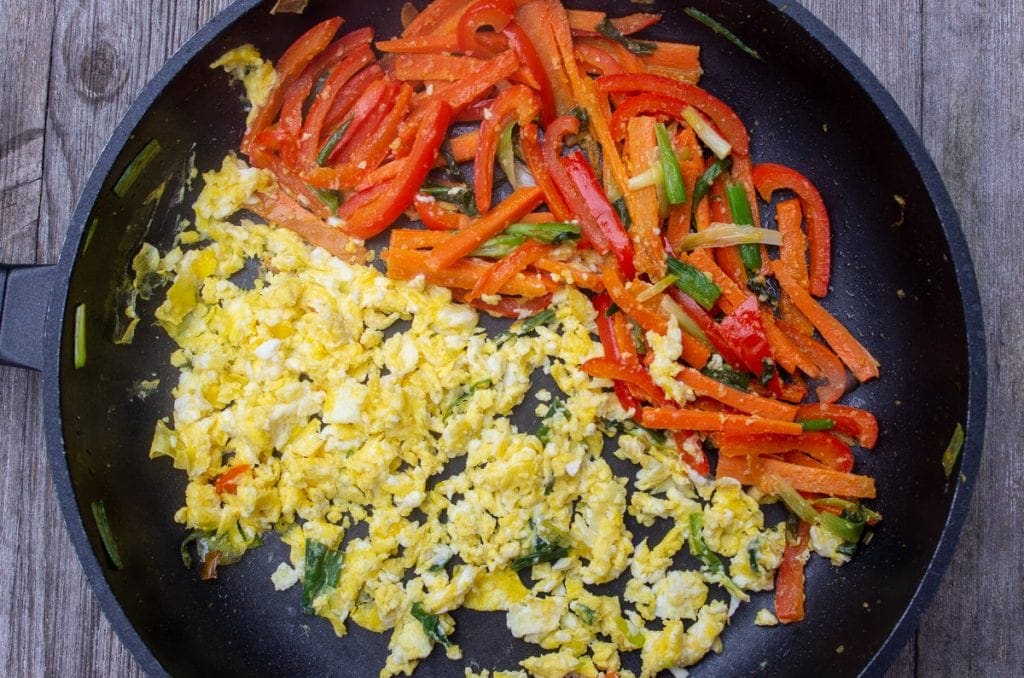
[143,155,809,678]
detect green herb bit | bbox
[317,116,353,166]
[836,542,859,557]
[687,513,745,598]
[595,18,656,56]
[537,398,570,444]
[701,363,751,390]
[180,532,201,568]
[747,537,761,573]
[113,139,161,198]
[818,511,865,544]
[505,221,582,244]
[800,418,836,432]
[571,602,598,625]
[683,7,763,61]
[411,602,452,647]
[942,422,965,477]
[443,378,492,420]
[511,534,571,571]
[495,308,557,344]
[725,182,761,272]
[439,139,466,182]
[747,274,780,307]
[302,540,344,614]
[655,123,687,205]
[666,256,721,311]
[473,233,527,258]
[73,303,87,369]
[566,105,590,127]
[691,157,732,212]
[612,196,632,227]
[605,302,621,317]
[631,321,647,355]
[91,500,123,569]
[498,122,518,187]
[311,186,341,214]
[420,184,479,216]
[759,358,776,386]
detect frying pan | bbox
[0,0,986,675]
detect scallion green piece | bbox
[687,513,746,599]
[655,123,687,205]
[311,186,341,213]
[91,500,123,569]
[800,418,836,432]
[317,117,353,166]
[595,18,656,56]
[725,182,761,271]
[659,295,711,347]
[411,602,452,647]
[495,308,556,344]
[73,304,87,369]
[472,233,526,258]
[420,184,479,216]
[302,540,344,614]
[443,378,492,420]
[113,139,161,198]
[701,363,752,390]
[691,156,732,211]
[498,122,518,188]
[682,106,731,159]
[666,256,721,311]
[679,223,782,250]
[684,7,764,61]
[505,221,581,244]
[626,161,663,192]
[767,473,819,524]
[817,511,865,543]
[941,422,965,478]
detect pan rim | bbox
[40,1,987,676]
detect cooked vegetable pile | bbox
[146,2,884,676]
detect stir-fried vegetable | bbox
[91,500,123,569]
[303,540,344,614]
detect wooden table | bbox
[1,1,1019,675]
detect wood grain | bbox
[0,0,1020,675]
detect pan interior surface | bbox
[52,1,980,676]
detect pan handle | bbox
[0,263,56,371]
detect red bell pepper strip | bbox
[214,464,251,495]
[458,0,516,55]
[796,403,879,449]
[754,163,832,297]
[322,63,385,134]
[519,122,571,221]
[474,85,540,213]
[561,150,636,278]
[413,196,470,231]
[341,100,452,239]
[718,295,782,395]
[575,43,626,76]
[717,431,855,472]
[503,22,556,123]
[609,92,692,141]
[776,520,811,623]
[591,293,642,414]
[666,287,745,370]
[331,83,414,188]
[243,18,343,152]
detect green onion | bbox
[443,378,492,420]
[635,274,678,302]
[631,321,647,355]
[571,602,598,625]
[612,197,631,228]
[615,616,646,648]
[682,106,731,159]
[505,221,582,244]
[680,223,782,250]
[687,513,746,599]
[655,123,687,205]
[311,186,341,214]
[594,18,656,56]
[683,7,764,61]
[942,422,965,478]
[800,418,836,432]
[73,304,87,369]
[816,497,883,525]
[302,540,344,614]
[495,308,556,344]
[767,473,819,524]
[537,398,570,445]
[691,157,733,211]
[473,233,526,258]
[420,184,479,216]
[771,473,871,545]
[511,533,571,571]
[659,295,711,347]
[440,139,467,182]
[180,532,201,568]
[666,256,722,311]
[113,139,161,198]
[91,500,123,569]
[701,363,752,390]
[83,218,100,252]
[498,122,518,188]
[626,161,663,192]
[725,182,761,271]
[411,602,452,647]
[817,511,865,543]
[317,116,353,166]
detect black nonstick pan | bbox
[0,0,986,675]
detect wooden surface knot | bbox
[63,14,127,103]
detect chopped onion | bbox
[683,106,731,159]
[680,222,782,250]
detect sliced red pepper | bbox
[330,83,414,188]
[753,163,832,297]
[243,18,344,152]
[322,63,385,134]
[214,464,251,495]
[503,22,556,123]
[796,403,879,449]
[776,520,811,623]
[561,150,636,279]
[413,196,470,230]
[717,431,854,472]
[718,295,782,395]
[592,293,641,414]
[457,0,516,56]
[474,85,540,213]
[519,122,571,221]
[341,100,452,239]
[666,287,745,370]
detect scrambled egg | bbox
[145,153,837,676]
